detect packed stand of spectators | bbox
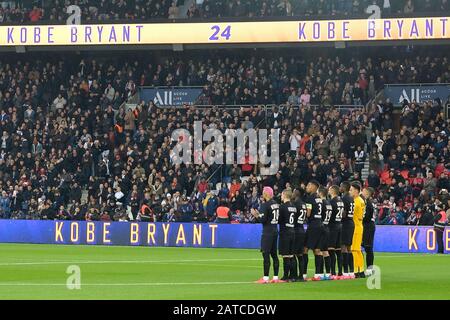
[0,0,179,23]
[149,52,450,107]
[366,98,450,225]
[0,48,449,225]
[1,0,450,24]
[194,0,450,19]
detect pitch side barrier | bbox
[0,220,447,254]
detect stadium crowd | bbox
[0,48,449,225]
[193,0,450,19]
[0,0,449,23]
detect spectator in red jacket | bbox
[29,6,42,22]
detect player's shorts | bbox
[306,226,324,250]
[320,225,330,251]
[341,220,355,246]
[328,223,342,249]
[362,222,376,247]
[279,230,295,256]
[294,227,306,255]
[260,232,278,254]
[351,228,363,251]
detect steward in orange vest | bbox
[138,202,154,222]
[434,209,449,254]
[215,204,232,223]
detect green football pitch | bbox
[0,243,449,300]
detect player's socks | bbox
[271,252,280,278]
[314,254,323,275]
[348,252,354,273]
[364,246,374,268]
[356,251,361,272]
[296,255,303,279]
[290,257,297,280]
[319,257,324,274]
[282,257,291,279]
[324,255,331,275]
[329,250,336,275]
[302,254,308,276]
[357,251,364,275]
[343,252,349,274]
[263,252,271,277]
[336,250,343,275]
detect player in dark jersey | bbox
[362,187,376,276]
[251,186,281,284]
[293,189,307,282]
[340,181,356,279]
[303,180,325,281]
[278,189,298,282]
[318,187,333,280]
[328,185,344,278]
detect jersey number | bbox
[349,203,355,216]
[336,206,344,220]
[289,213,295,225]
[324,208,332,223]
[271,209,279,224]
[298,209,306,224]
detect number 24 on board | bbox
[209,25,232,41]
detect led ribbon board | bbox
[0,220,448,253]
[0,17,448,46]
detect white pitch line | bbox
[0,281,253,286]
[0,254,443,267]
[0,258,260,267]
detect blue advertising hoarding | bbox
[0,220,448,253]
[138,87,203,107]
[384,83,450,105]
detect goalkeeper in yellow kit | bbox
[349,182,365,278]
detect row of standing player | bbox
[251,181,376,283]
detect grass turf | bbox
[0,243,449,300]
